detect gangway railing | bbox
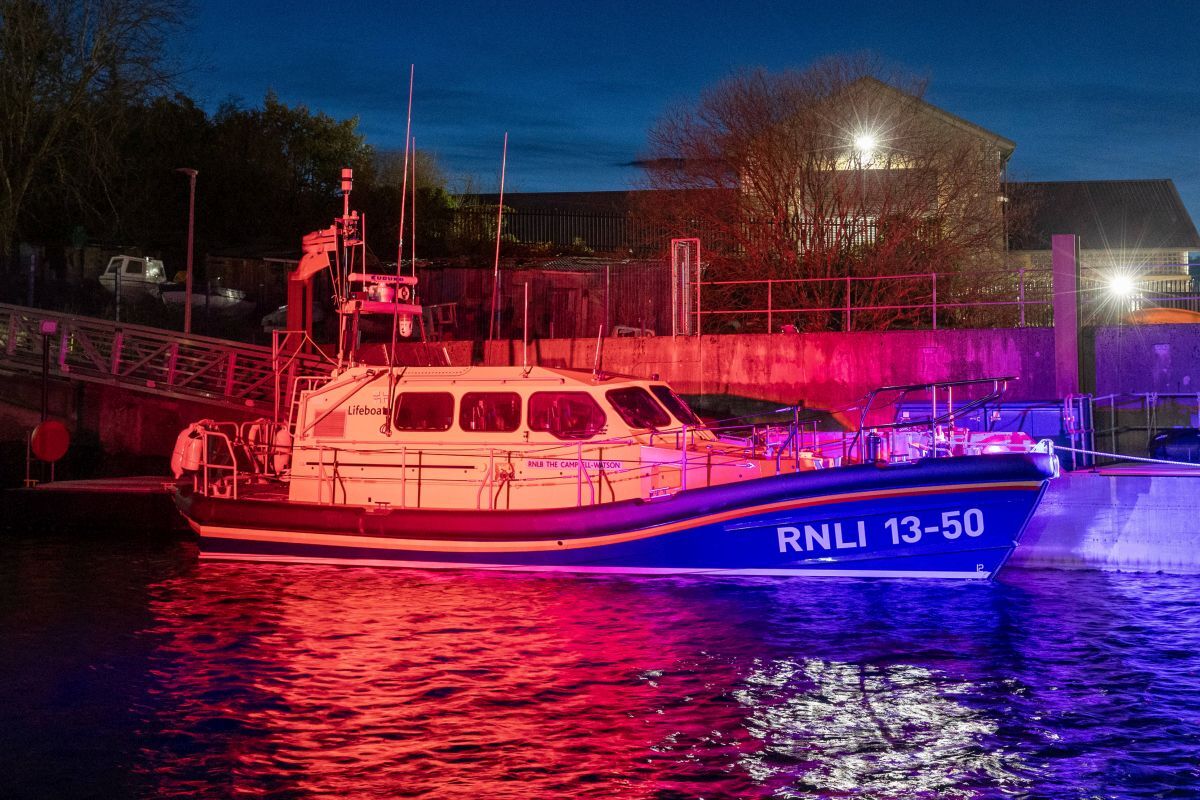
[0,302,331,416]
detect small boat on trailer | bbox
[169,174,1058,580]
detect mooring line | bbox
[1054,444,1200,469]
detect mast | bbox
[488,132,508,342]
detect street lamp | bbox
[853,132,877,162]
[175,168,198,334]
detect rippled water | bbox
[1,534,1199,799]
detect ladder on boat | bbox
[0,302,329,415]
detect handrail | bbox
[0,302,330,412]
[858,376,1015,432]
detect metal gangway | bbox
[0,302,331,417]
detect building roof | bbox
[470,190,656,214]
[843,78,1017,159]
[1008,179,1200,251]
[479,179,1200,255]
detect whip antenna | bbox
[487,132,508,342]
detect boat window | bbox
[529,392,607,440]
[460,392,521,433]
[650,385,703,426]
[104,258,120,274]
[605,387,671,429]
[393,392,454,432]
[125,260,144,275]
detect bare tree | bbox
[641,56,1014,331]
[0,0,182,264]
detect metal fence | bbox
[413,260,1200,339]
[693,267,1055,334]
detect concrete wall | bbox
[457,328,1059,409]
[1013,470,1200,574]
[1093,324,1200,396]
[0,374,257,459]
[11,323,1200,464]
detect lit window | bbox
[529,392,606,440]
[393,392,454,432]
[650,385,702,426]
[606,387,671,429]
[460,392,521,433]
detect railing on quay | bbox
[689,267,1054,333]
[1092,392,1200,464]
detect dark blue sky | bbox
[178,1,1200,220]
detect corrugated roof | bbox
[481,179,1200,253]
[1008,179,1200,251]
[470,190,652,214]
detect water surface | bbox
[1,533,1198,798]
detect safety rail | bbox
[693,268,1053,333]
[193,424,243,499]
[182,375,1059,507]
[0,303,332,414]
[1092,392,1200,464]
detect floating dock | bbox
[1,476,186,534]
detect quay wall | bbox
[458,328,1059,407]
[9,323,1200,472]
[1012,470,1200,575]
[1093,325,1200,396]
[0,375,256,484]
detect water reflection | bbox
[134,559,1044,798]
[3,533,1199,799]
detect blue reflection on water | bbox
[1,533,1198,799]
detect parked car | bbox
[98,256,167,298]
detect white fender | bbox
[171,423,206,478]
[245,419,269,472]
[272,426,294,475]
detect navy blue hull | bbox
[178,454,1056,579]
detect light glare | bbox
[1108,274,1137,299]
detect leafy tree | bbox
[203,91,374,251]
[0,0,183,263]
[363,148,458,262]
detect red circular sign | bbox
[31,420,70,463]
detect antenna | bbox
[394,65,414,268]
[488,132,508,342]
[593,325,605,379]
[386,66,415,435]
[522,281,529,372]
[411,136,417,278]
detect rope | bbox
[1055,444,1200,469]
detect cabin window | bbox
[650,385,703,426]
[606,387,671,429]
[125,260,144,275]
[393,392,454,432]
[528,392,606,440]
[460,391,521,433]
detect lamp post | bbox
[175,168,198,334]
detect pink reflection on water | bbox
[137,558,1018,798]
[140,562,768,797]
